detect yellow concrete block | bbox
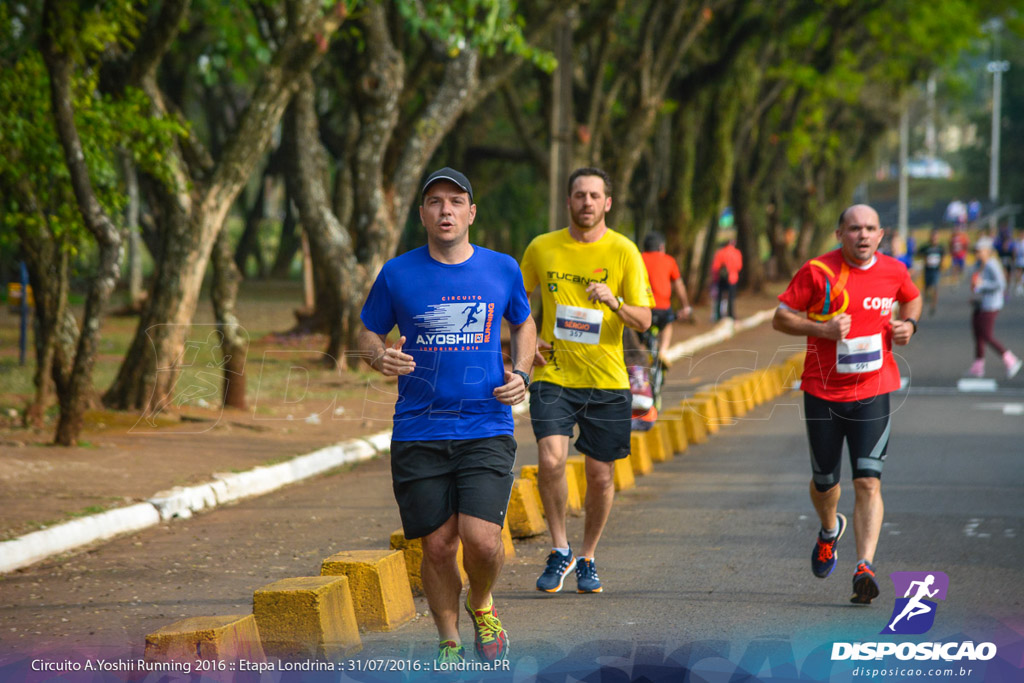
[637,429,660,465]
[750,371,768,405]
[507,478,546,538]
[734,376,754,411]
[630,432,654,474]
[681,406,708,444]
[253,576,361,659]
[500,520,515,559]
[629,432,648,469]
[389,530,467,596]
[687,394,720,433]
[656,422,675,461]
[613,455,635,491]
[145,614,265,664]
[694,389,730,423]
[657,416,688,455]
[522,463,581,513]
[723,382,748,417]
[566,455,588,502]
[320,550,415,632]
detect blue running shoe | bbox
[536,550,576,592]
[851,560,880,604]
[575,557,603,593]
[811,513,846,578]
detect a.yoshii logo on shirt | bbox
[414,299,495,347]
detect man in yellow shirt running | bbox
[521,167,654,594]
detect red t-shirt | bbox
[642,251,681,309]
[778,249,920,402]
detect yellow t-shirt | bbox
[521,228,654,389]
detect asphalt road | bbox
[1,279,1022,682]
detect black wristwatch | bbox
[904,317,918,335]
[512,369,531,388]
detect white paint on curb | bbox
[663,309,776,364]
[1,308,782,574]
[0,504,161,574]
[149,483,219,521]
[0,430,392,574]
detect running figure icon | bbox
[461,302,483,331]
[888,574,939,631]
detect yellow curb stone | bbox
[630,432,655,474]
[144,614,265,665]
[681,406,709,444]
[723,382,748,417]
[613,455,635,491]
[507,478,546,538]
[320,550,415,632]
[657,416,688,455]
[253,576,362,660]
[500,520,516,558]
[522,463,581,513]
[687,395,720,433]
[566,455,588,502]
[389,530,467,596]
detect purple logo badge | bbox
[881,571,949,635]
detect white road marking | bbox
[958,378,998,392]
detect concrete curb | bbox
[0,306,780,575]
[0,503,162,574]
[663,307,776,363]
[0,430,392,574]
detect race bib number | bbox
[554,304,603,344]
[836,333,883,374]
[926,252,942,268]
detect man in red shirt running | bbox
[773,204,922,605]
[641,232,692,363]
[711,238,743,320]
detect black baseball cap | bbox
[421,167,473,203]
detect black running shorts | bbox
[390,436,516,539]
[651,308,677,330]
[804,392,891,492]
[528,381,631,462]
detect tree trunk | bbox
[17,221,77,428]
[234,171,269,278]
[121,150,145,309]
[731,170,765,292]
[270,193,300,278]
[104,0,348,413]
[211,227,247,409]
[283,74,363,366]
[42,0,124,445]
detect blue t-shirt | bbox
[360,245,531,441]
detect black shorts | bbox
[390,436,516,539]
[804,392,891,492]
[528,381,631,462]
[651,308,677,330]
[924,269,940,288]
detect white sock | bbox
[552,547,570,557]
[820,525,838,540]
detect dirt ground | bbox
[0,286,784,545]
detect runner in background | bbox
[917,229,946,316]
[950,225,969,279]
[640,232,692,368]
[711,238,743,320]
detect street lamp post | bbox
[987,60,1010,205]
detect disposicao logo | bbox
[882,571,948,635]
[831,571,998,663]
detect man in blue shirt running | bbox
[358,167,535,665]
